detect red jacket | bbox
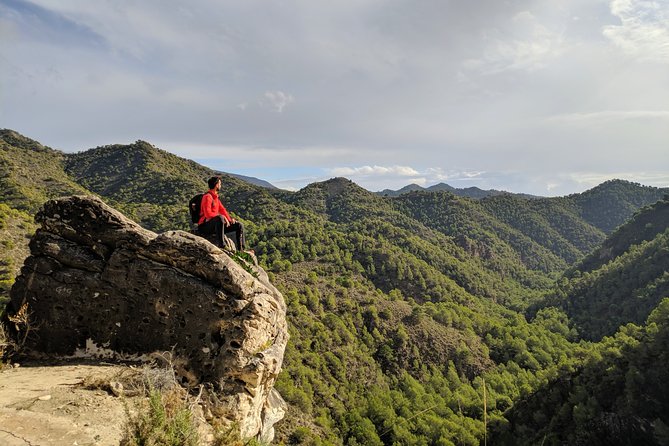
[199,190,232,225]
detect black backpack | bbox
[189,193,205,224]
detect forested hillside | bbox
[0,204,35,301]
[538,198,669,341]
[569,179,668,233]
[576,198,669,274]
[0,129,91,212]
[480,195,605,263]
[279,178,551,308]
[495,299,669,446]
[64,141,218,230]
[0,130,84,303]
[1,129,668,445]
[392,191,567,298]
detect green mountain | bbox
[281,178,554,308]
[2,129,668,445]
[0,130,86,302]
[576,197,669,274]
[538,197,669,341]
[0,129,91,212]
[377,183,426,197]
[569,179,669,233]
[479,194,606,264]
[64,140,218,230]
[477,180,669,265]
[391,191,563,300]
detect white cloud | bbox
[546,182,560,191]
[262,91,295,113]
[567,171,669,188]
[464,11,566,73]
[424,167,487,181]
[328,165,420,177]
[158,142,364,171]
[462,170,486,178]
[1,0,667,197]
[604,0,669,62]
[320,166,502,192]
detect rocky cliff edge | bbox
[3,195,288,442]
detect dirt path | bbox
[0,363,132,446]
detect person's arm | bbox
[200,193,219,221]
[218,198,233,223]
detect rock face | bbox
[4,195,288,441]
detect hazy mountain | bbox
[224,172,278,190]
[377,183,427,197]
[378,182,538,199]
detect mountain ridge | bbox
[377,181,539,199]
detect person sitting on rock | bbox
[198,176,246,250]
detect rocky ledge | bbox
[3,195,288,442]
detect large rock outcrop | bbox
[3,195,288,441]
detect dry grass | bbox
[110,353,268,446]
[83,363,178,397]
[114,362,268,446]
[116,358,201,446]
[0,320,8,365]
[120,385,200,446]
[1,302,33,363]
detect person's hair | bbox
[207,176,220,189]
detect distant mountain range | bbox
[377,182,539,199]
[2,128,669,445]
[223,172,278,190]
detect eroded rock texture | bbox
[4,195,288,441]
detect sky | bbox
[1,0,668,195]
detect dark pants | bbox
[198,217,245,250]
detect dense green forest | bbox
[495,299,669,445]
[0,130,90,213]
[478,194,605,263]
[2,129,668,445]
[535,197,669,341]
